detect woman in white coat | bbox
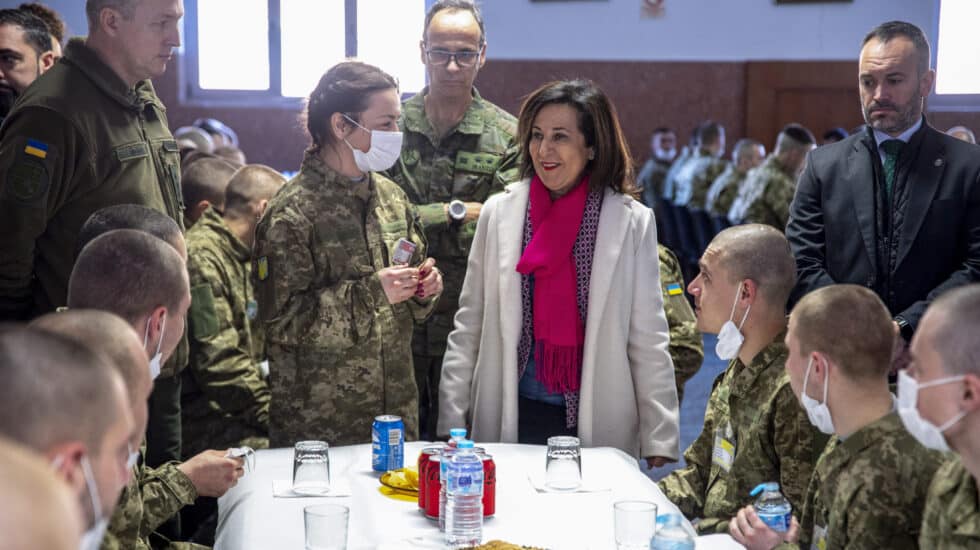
[438,80,679,467]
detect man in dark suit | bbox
[787,20,980,349]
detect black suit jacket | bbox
[787,121,980,330]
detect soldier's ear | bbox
[963,373,980,413]
[329,112,350,141]
[99,6,124,36]
[39,50,56,72]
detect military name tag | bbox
[711,423,736,472]
[454,151,501,176]
[115,142,150,161]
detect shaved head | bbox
[709,224,797,306]
[224,164,286,217]
[921,285,980,376]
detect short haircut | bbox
[924,285,980,376]
[517,79,637,196]
[733,138,763,163]
[0,8,52,55]
[304,61,398,151]
[946,125,977,145]
[193,118,239,148]
[213,145,246,166]
[776,123,816,154]
[791,285,894,380]
[423,0,486,46]
[181,157,238,212]
[709,224,797,306]
[76,204,182,256]
[696,121,725,148]
[174,126,215,154]
[85,0,138,29]
[30,310,147,402]
[224,164,286,216]
[822,127,849,142]
[0,436,80,550]
[863,20,931,76]
[19,3,65,44]
[0,326,122,457]
[68,229,188,326]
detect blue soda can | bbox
[372,415,405,472]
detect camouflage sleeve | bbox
[772,384,824,514]
[405,204,439,323]
[770,180,794,230]
[658,400,716,519]
[835,482,924,550]
[101,473,144,550]
[187,251,269,429]
[0,107,87,320]
[139,462,197,534]
[254,208,387,347]
[491,138,522,192]
[658,245,703,404]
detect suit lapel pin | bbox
[935,158,944,167]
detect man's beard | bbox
[863,93,921,135]
[0,86,17,119]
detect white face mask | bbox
[715,282,751,360]
[142,315,166,381]
[654,148,677,162]
[800,357,835,434]
[52,454,108,550]
[126,444,140,470]
[343,114,403,172]
[897,370,966,452]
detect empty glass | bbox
[614,500,658,550]
[304,504,349,550]
[293,440,330,495]
[545,435,582,491]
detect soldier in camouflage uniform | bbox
[904,286,980,550]
[728,125,816,228]
[659,225,826,534]
[705,139,765,217]
[254,61,442,447]
[182,166,286,459]
[385,0,520,439]
[728,285,943,550]
[637,127,677,207]
[671,121,727,209]
[658,244,703,404]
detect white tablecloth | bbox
[215,442,742,550]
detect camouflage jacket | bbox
[704,164,746,218]
[728,155,796,229]
[385,88,519,357]
[671,149,729,209]
[658,334,827,534]
[784,411,944,550]
[658,245,703,404]
[101,460,197,550]
[182,207,269,458]
[638,158,672,207]
[919,456,980,549]
[254,151,437,446]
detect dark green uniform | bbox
[704,164,747,218]
[919,456,980,549]
[728,155,796,228]
[101,459,198,550]
[255,151,437,447]
[182,207,269,459]
[658,334,827,534]
[658,245,703,404]
[779,412,943,550]
[385,88,519,438]
[638,158,672,207]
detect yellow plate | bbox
[379,467,419,494]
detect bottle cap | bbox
[750,482,779,496]
[449,428,467,438]
[458,440,475,449]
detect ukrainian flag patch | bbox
[24,139,49,159]
[666,282,683,296]
[256,257,268,281]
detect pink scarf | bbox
[515,174,589,393]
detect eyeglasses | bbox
[424,48,481,68]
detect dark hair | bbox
[517,79,637,196]
[68,229,188,326]
[822,127,848,142]
[696,121,725,147]
[423,0,485,46]
[304,61,398,151]
[0,9,52,55]
[181,157,238,213]
[781,123,816,146]
[863,20,931,75]
[76,204,183,257]
[19,3,65,44]
[652,127,673,136]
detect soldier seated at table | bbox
[728,284,944,549]
[658,224,827,534]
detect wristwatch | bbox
[448,199,466,224]
[894,316,914,343]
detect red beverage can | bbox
[475,448,496,517]
[423,452,442,519]
[417,445,443,512]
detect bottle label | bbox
[758,512,791,533]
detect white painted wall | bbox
[39,0,936,62]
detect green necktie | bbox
[880,139,904,199]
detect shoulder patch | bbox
[256,256,269,281]
[666,282,684,296]
[402,148,419,166]
[24,139,49,159]
[5,153,50,203]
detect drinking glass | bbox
[614,500,658,550]
[293,440,330,495]
[545,435,582,491]
[304,504,349,550]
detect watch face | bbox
[450,201,466,220]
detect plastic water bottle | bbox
[439,428,467,532]
[751,482,792,532]
[445,440,483,549]
[650,514,695,550]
